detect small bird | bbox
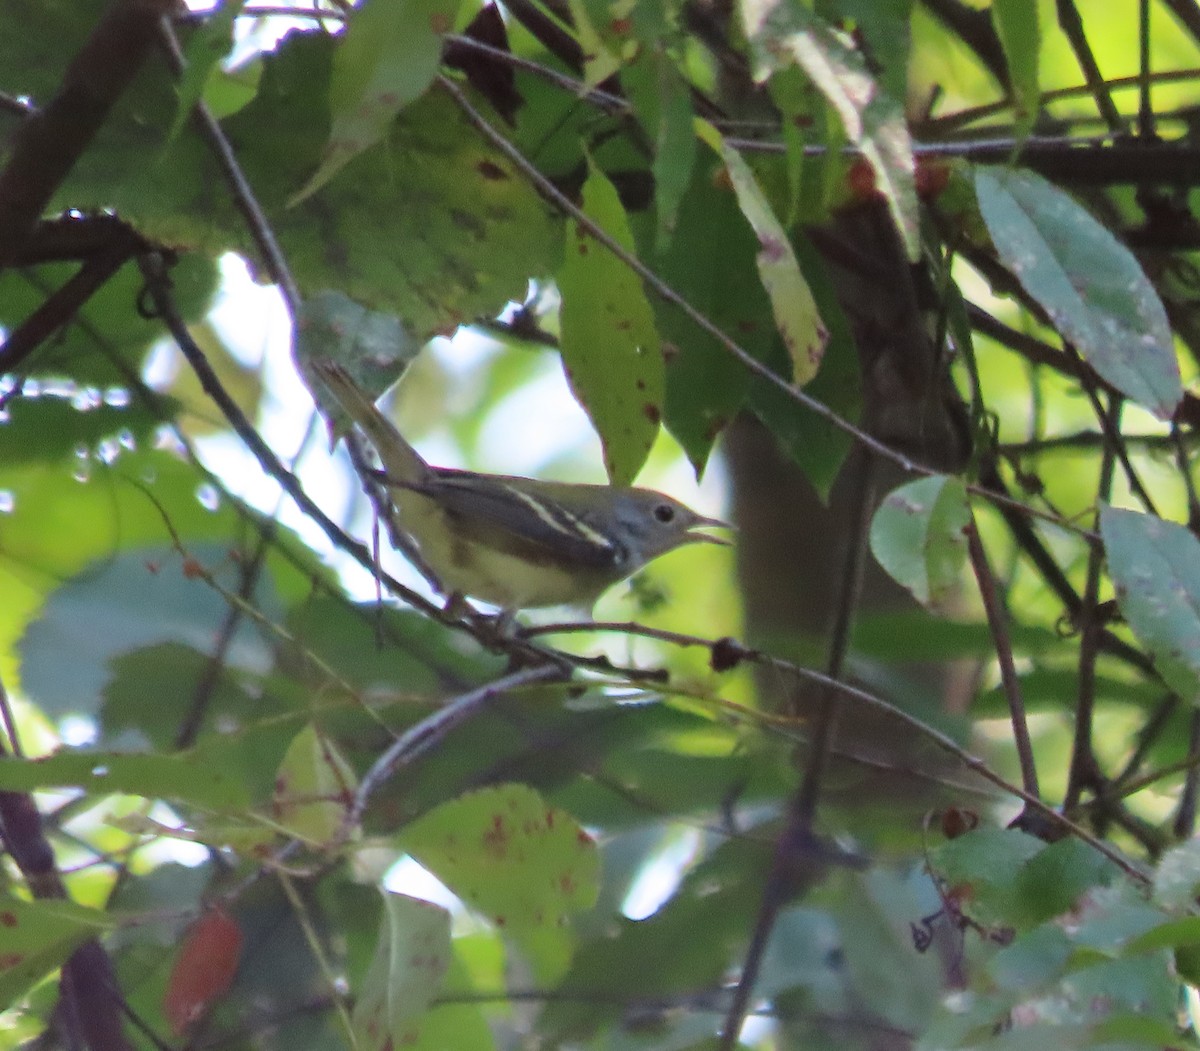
[312,360,730,612]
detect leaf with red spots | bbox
[295,0,466,200]
[352,892,452,1051]
[697,122,827,386]
[741,0,919,259]
[0,894,112,1005]
[272,723,357,845]
[557,164,665,486]
[399,784,599,978]
[163,907,244,1035]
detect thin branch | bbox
[348,662,568,830]
[173,540,270,750]
[718,454,881,1050]
[526,620,1150,883]
[133,250,451,626]
[0,225,144,374]
[1074,363,1158,517]
[0,717,132,1048]
[1138,0,1154,139]
[966,517,1040,801]
[155,17,301,315]
[1054,0,1126,133]
[1063,399,1118,811]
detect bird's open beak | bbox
[688,515,734,546]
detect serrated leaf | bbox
[352,891,452,1051]
[741,0,919,258]
[869,475,969,610]
[991,0,1039,138]
[697,121,827,385]
[1099,505,1200,701]
[557,164,664,485]
[296,0,463,200]
[976,168,1182,419]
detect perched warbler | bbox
[313,360,730,612]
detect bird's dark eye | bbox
[654,503,676,524]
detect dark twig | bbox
[1074,366,1158,517]
[1055,0,1125,133]
[348,662,567,829]
[173,540,270,750]
[718,455,880,1050]
[529,618,1148,880]
[1063,398,1118,811]
[0,225,144,374]
[0,724,131,1048]
[1138,0,1154,140]
[0,0,176,271]
[965,518,1039,801]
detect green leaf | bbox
[1153,838,1200,909]
[1125,915,1200,955]
[167,0,247,143]
[741,0,919,258]
[697,121,828,385]
[20,545,279,723]
[0,895,114,1005]
[0,748,250,810]
[988,924,1072,991]
[61,31,561,343]
[272,724,357,844]
[975,167,1182,419]
[747,238,858,500]
[931,826,1043,927]
[623,49,696,251]
[403,952,497,1050]
[645,155,762,472]
[295,289,424,415]
[991,0,1040,137]
[1011,837,1112,926]
[557,164,664,485]
[869,475,970,610]
[400,783,600,928]
[351,891,452,1051]
[296,0,463,200]
[1099,505,1200,701]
